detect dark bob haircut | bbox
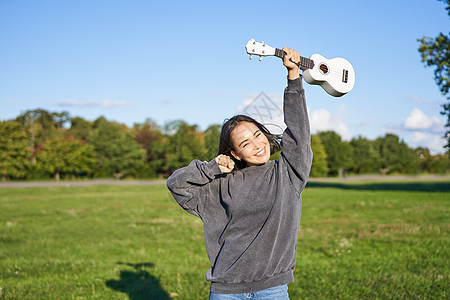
[217,115,281,170]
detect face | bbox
[230,122,271,167]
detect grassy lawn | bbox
[0,180,448,299]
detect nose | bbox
[251,139,261,149]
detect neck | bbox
[274,48,314,70]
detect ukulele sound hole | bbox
[319,64,329,75]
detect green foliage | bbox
[0,121,30,180]
[15,109,67,144]
[37,136,96,180]
[375,134,417,175]
[0,182,448,299]
[1,108,448,179]
[90,118,146,179]
[132,119,161,159]
[164,120,207,171]
[132,119,164,177]
[418,0,450,149]
[415,147,450,173]
[204,124,222,161]
[318,131,353,176]
[66,117,93,142]
[350,136,379,174]
[310,134,328,177]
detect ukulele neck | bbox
[274,48,315,70]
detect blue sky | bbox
[1,1,449,153]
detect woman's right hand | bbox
[282,47,300,80]
[215,154,235,173]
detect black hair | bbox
[217,115,281,170]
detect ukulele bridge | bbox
[342,69,349,83]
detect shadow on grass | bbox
[306,181,450,192]
[106,262,170,300]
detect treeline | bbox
[1,109,449,181]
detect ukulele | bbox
[245,39,355,97]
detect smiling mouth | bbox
[256,148,266,157]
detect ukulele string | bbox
[309,66,349,80]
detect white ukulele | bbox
[245,39,355,97]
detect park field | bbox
[0,180,449,299]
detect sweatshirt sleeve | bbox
[166,158,222,218]
[280,76,313,193]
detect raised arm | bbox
[280,47,313,192]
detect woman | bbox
[167,47,313,299]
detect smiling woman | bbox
[166,47,313,299]
[216,115,281,170]
[230,122,271,166]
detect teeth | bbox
[256,149,265,156]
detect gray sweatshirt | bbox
[166,77,312,294]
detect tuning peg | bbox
[259,56,262,61]
[250,38,255,43]
[249,55,252,60]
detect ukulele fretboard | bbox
[274,48,315,69]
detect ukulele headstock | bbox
[245,39,276,61]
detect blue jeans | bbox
[209,285,289,300]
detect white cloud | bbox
[403,108,443,132]
[310,106,352,140]
[409,131,446,154]
[57,99,131,108]
[237,94,353,139]
[400,108,446,154]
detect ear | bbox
[230,150,241,161]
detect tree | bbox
[349,136,379,174]
[430,153,450,173]
[204,124,222,161]
[164,120,207,172]
[418,0,450,150]
[133,119,160,155]
[90,118,145,179]
[66,117,93,142]
[318,131,353,177]
[415,147,450,174]
[132,119,163,177]
[415,147,434,173]
[375,134,416,175]
[38,136,96,180]
[149,135,170,176]
[52,111,70,130]
[0,121,30,180]
[15,109,70,164]
[310,134,328,177]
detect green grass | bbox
[0,181,448,299]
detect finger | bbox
[282,47,291,60]
[286,48,293,58]
[217,155,226,165]
[293,51,300,63]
